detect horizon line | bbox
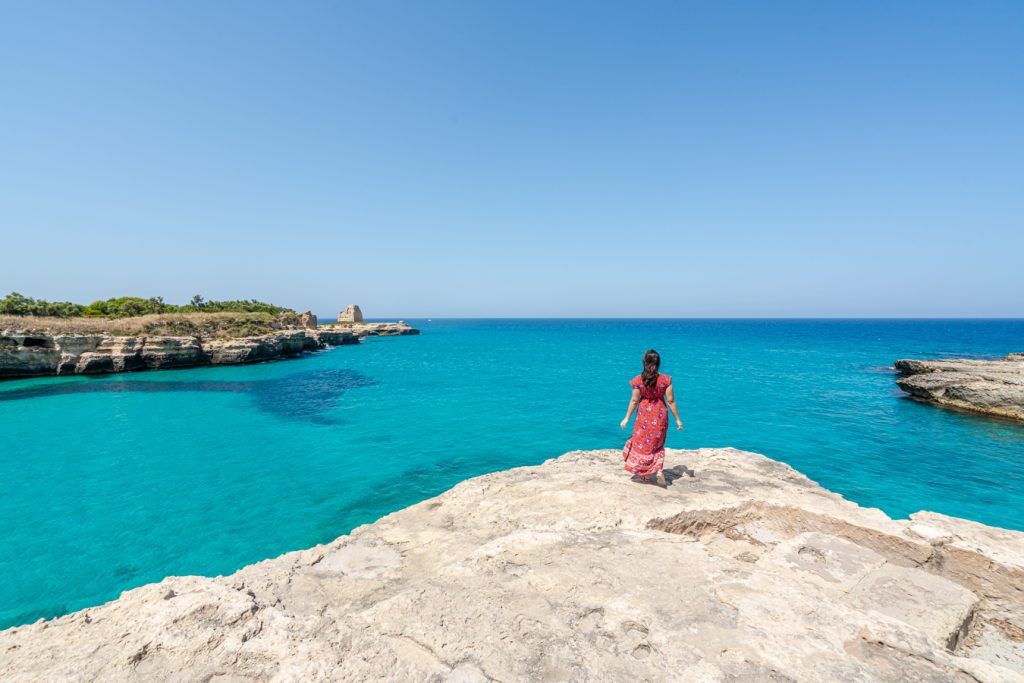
[353,316,1024,321]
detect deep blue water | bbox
[1,319,1023,629]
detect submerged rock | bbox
[894,354,1024,421]
[1,449,1021,681]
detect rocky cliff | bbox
[895,354,1024,421]
[0,330,359,379]
[2,449,1021,682]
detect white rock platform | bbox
[2,449,1023,682]
[895,354,1024,422]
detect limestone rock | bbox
[319,321,420,337]
[894,354,1024,421]
[311,330,360,346]
[203,331,318,365]
[0,327,385,378]
[300,310,318,329]
[140,336,207,369]
[351,321,420,337]
[337,304,364,324]
[2,448,1022,682]
[0,333,61,376]
[76,337,146,374]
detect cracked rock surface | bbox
[2,448,1022,682]
[895,354,1024,422]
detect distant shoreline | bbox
[0,312,418,380]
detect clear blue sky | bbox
[2,2,1021,318]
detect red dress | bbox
[623,373,671,476]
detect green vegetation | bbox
[0,293,85,317]
[1,293,293,319]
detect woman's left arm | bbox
[665,385,683,430]
[620,388,641,429]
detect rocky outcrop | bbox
[2,448,1021,681]
[337,304,364,324]
[310,330,361,347]
[203,331,321,365]
[326,305,419,336]
[0,330,358,379]
[321,321,420,337]
[0,334,61,375]
[300,311,317,329]
[895,354,1024,421]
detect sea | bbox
[1,318,1022,629]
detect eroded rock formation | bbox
[2,449,1021,681]
[0,330,358,379]
[325,305,419,336]
[895,354,1024,421]
[337,304,364,324]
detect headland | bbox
[0,299,418,379]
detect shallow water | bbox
[1,319,1022,628]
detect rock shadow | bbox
[629,464,696,488]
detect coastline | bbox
[2,448,1021,681]
[0,317,419,380]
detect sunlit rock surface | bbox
[2,448,1022,681]
[895,354,1024,422]
[0,330,357,378]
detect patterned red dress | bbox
[623,373,671,476]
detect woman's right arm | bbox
[620,388,641,429]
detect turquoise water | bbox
[1,319,1023,628]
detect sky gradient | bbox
[2,1,1022,318]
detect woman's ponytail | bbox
[641,349,660,388]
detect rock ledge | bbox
[1,449,1022,682]
[895,354,1024,421]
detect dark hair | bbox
[641,349,660,388]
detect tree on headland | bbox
[1,292,293,318]
[0,292,85,317]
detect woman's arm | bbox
[665,385,683,430]
[620,388,641,429]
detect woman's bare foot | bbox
[655,471,666,487]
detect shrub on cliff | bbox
[0,292,85,317]
[180,299,293,315]
[2,293,294,318]
[82,297,171,318]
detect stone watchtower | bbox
[337,304,364,324]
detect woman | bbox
[620,349,683,487]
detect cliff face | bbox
[895,354,1024,421]
[2,449,1021,682]
[0,330,358,379]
